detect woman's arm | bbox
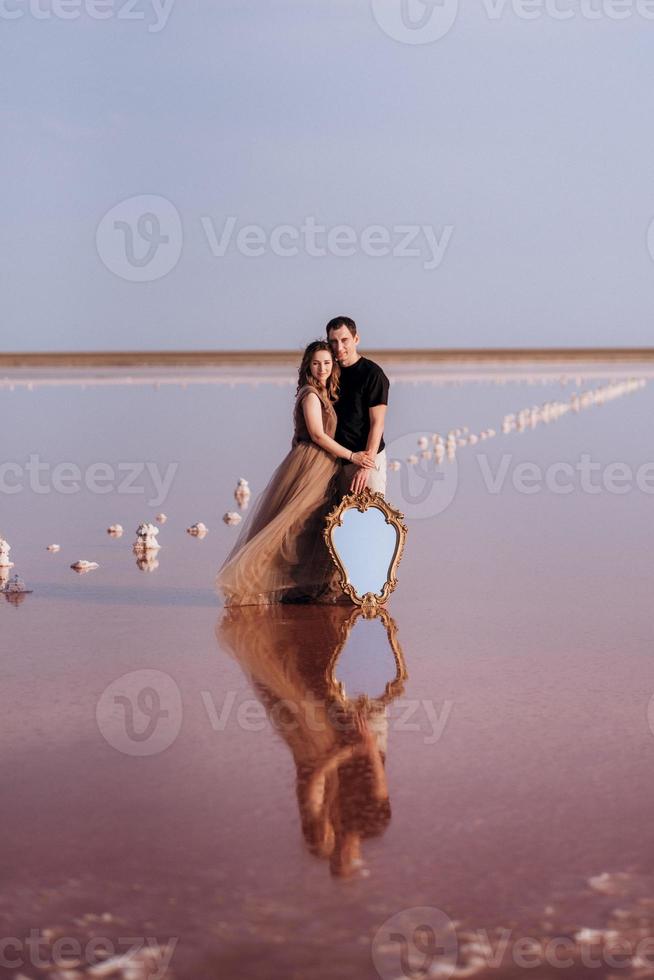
[301,392,375,467]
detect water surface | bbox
[1,358,653,979]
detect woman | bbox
[216,340,375,606]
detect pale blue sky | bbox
[2,0,654,351]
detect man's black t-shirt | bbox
[334,356,389,454]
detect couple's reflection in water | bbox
[215,604,407,879]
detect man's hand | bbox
[349,465,369,494]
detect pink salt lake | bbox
[1,356,653,979]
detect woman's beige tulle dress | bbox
[215,385,344,606]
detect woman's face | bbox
[310,350,333,386]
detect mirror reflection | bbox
[332,508,397,599]
[332,614,404,703]
[215,604,407,879]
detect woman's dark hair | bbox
[297,340,340,402]
[326,316,356,338]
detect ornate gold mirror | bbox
[323,488,408,610]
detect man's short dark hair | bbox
[326,316,357,338]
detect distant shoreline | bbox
[1,348,653,368]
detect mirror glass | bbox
[333,615,399,700]
[332,506,398,600]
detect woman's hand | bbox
[351,450,375,469]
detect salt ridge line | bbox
[391,378,647,469]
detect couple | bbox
[216,603,400,877]
[216,316,390,606]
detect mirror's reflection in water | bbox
[332,507,397,598]
[333,616,399,700]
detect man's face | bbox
[328,326,359,367]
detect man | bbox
[326,315,389,496]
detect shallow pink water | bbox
[1,360,653,979]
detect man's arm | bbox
[365,404,386,457]
[349,404,387,493]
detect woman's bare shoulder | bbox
[295,385,321,404]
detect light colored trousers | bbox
[338,448,387,498]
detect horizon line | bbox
[2,347,654,368]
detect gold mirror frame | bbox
[325,605,408,707]
[323,487,408,611]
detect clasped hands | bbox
[348,449,376,494]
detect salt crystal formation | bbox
[397,379,646,469]
[5,573,30,593]
[501,379,645,436]
[107,524,123,536]
[46,544,60,552]
[588,871,634,897]
[187,522,208,537]
[234,478,251,509]
[71,560,99,573]
[134,522,160,550]
[135,552,159,572]
[156,512,167,523]
[3,573,32,604]
[83,942,175,978]
[223,512,242,527]
[388,460,401,472]
[0,537,14,568]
